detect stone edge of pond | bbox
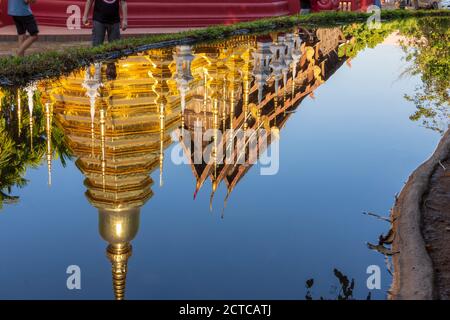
[390,129,450,300]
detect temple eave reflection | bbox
[36,26,349,300]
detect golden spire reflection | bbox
[99,208,139,301]
[45,102,52,186]
[26,83,36,148]
[51,51,181,299]
[17,89,22,135]
[99,106,106,191]
[82,63,103,157]
[182,28,345,211]
[159,100,165,187]
[38,27,347,298]
[0,90,4,112]
[107,243,132,301]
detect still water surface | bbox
[0,23,446,300]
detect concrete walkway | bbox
[0,25,201,56]
[0,25,200,41]
[0,40,90,56]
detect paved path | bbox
[0,25,200,41]
[0,25,201,56]
[0,40,90,56]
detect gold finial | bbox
[45,102,52,186]
[91,103,96,157]
[230,85,235,129]
[221,188,232,220]
[174,45,194,138]
[209,180,218,212]
[250,103,259,124]
[292,64,296,99]
[99,208,140,301]
[321,61,326,79]
[180,90,185,139]
[243,74,250,131]
[0,90,4,112]
[305,47,315,67]
[17,89,22,135]
[106,243,132,301]
[82,64,102,157]
[222,80,227,131]
[159,101,165,187]
[26,84,36,148]
[202,69,209,126]
[227,85,235,153]
[269,32,279,43]
[274,74,280,96]
[212,96,219,179]
[194,179,201,200]
[100,107,106,191]
[272,91,279,135]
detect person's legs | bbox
[18,34,26,47]
[17,35,38,56]
[92,20,107,47]
[107,23,121,43]
[12,17,27,52]
[16,15,39,56]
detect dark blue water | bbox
[0,31,443,300]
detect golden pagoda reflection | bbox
[50,53,180,300]
[180,28,347,215]
[30,26,349,299]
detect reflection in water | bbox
[0,18,447,300]
[0,86,71,208]
[0,27,369,299]
[52,51,180,299]
[305,269,372,300]
[399,17,449,133]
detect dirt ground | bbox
[0,41,89,57]
[422,157,450,299]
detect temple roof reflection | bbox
[1,26,350,299]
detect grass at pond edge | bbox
[0,9,449,87]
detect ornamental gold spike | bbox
[26,84,36,148]
[212,97,219,181]
[106,243,132,301]
[159,101,165,187]
[17,89,22,135]
[222,80,227,131]
[243,74,250,131]
[0,90,4,112]
[203,70,208,120]
[91,102,96,157]
[210,180,218,212]
[100,107,106,191]
[45,102,53,186]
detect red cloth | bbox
[1,0,302,28]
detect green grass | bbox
[0,9,449,87]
